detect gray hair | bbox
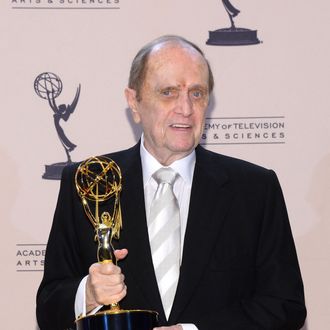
[128,35,214,101]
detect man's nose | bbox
[175,93,193,116]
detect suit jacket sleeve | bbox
[36,164,94,330]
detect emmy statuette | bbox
[75,156,159,330]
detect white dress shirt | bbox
[75,137,198,330]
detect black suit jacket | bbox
[36,143,306,329]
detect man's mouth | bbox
[170,124,191,128]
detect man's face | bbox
[126,44,210,165]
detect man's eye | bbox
[190,90,204,98]
[162,90,171,96]
[160,88,178,97]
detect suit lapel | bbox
[169,147,235,323]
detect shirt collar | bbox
[140,134,196,187]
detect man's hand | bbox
[153,326,183,330]
[86,249,128,312]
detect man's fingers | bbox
[89,262,121,275]
[93,282,127,306]
[87,261,127,307]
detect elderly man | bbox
[37,35,306,330]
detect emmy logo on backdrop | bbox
[34,72,81,180]
[206,0,261,46]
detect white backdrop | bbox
[1,1,329,328]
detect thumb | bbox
[114,248,128,261]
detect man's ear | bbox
[125,88,141,124]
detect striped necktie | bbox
[148,167,181,319]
